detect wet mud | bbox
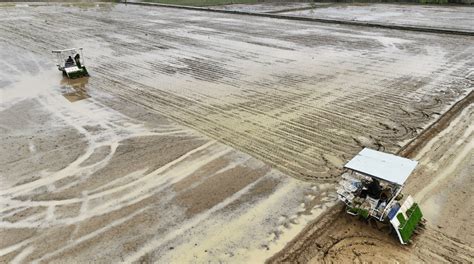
[280,3,474,32]
[0,3,473,263]
[0,75,331,263]
[208,2,327,14]
[270,101,474,263]
[3,3,471,183]
[0,4,334,263]
[60,77,91,102]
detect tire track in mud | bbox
[0,4,472,183]
[399,91,473,159]
[1,4,473,263]
[268,205,474,264]
[269,77,473,264]
[321,229,474,263]
[0,88,330,263]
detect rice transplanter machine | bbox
[52,48,88,79]
[337,148,425,244]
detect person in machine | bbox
[359,177,382,199]
[65,56,75,67]
[367,178,382,198]
[74,53,82,68]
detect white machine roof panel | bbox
[52,47,82,53]
[344,148,418,185]
[65,66,80,73]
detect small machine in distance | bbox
[52,48,89,79]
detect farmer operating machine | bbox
[52,48,88,79]
[337,148,425,244]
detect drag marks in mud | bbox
[1,4,473,262]
[269,206,474,264]
[321,228,474,263]
[269,92,474,264]
[1,5,472,183]
[91,15,473,182]
[0,62,332,262]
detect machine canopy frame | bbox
[344,148,418,186]
[52,48,85,68]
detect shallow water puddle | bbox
[60,77,91,102]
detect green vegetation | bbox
[419,0,449,4]
[143,0,259,7]
[348,207,369,219]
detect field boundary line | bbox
[397,90,473,158]
[121,1,474,36]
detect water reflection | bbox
[60,76,90,102]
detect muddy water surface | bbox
[0,7,334,263]
[0,3,473,263]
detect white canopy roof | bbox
[52,47,83,53]
[344,148,418,186]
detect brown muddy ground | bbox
[270,95,474,263]
[0,2,473,263]
[0,57,332,263]
[2,2,472,182]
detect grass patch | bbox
[419,0,449,3]
[142,0,260,7]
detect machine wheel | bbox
[414,218,427,234]
[377,221,393,235]
[369,218,392,234]
[419,218,427,227]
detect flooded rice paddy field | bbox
[206,2,474,32]
[208,2,328,13]
[3,3,470,183]
[0,44,332,263]
[280,3,474,32]
[0,2,473,263]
